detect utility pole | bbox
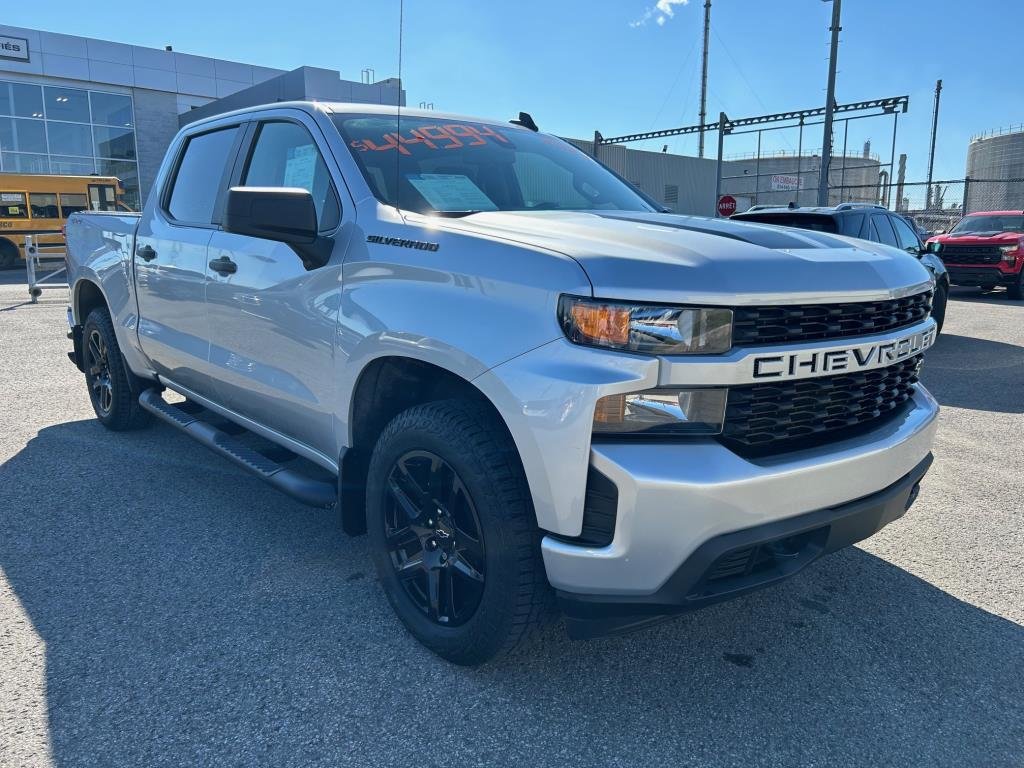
[925,79,942,209]
[816,0,842,206]
[697,0,711,158]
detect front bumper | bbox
[541,385,939,627]
[557,452,933,638]
[945,264,1021,287]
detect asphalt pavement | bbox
[1,271,1022,767]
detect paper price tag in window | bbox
[406,174,497,212]
[283,145,317,190]
[7,206,19,215]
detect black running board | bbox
[138,389,337,508]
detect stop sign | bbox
[717,195,737,217]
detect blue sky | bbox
[8,0,1022,180]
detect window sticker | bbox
[350,124,512,155]
[1,193,24,202]
[406,174,498,212]
[283,144,317,190]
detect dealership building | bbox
[0,24,404,208]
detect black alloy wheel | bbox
[366,399,551,665]
[383,450,486,626]
[81,307,152,431]
[86,327,114,416]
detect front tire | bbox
[931,282,948,332]
[366,399,551,665]
[1007,271,1024,300]
[82,308,153,431]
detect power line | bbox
[646,34,700,132]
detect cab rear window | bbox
[732,213,837,233]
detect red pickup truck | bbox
[926,211,1024,299]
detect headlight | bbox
[593,388,728,436]
[927,241,941,253]
[558,296,733,355]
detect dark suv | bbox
[731,203,949,330]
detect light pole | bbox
[698,0,712,158]
[925,79,942,209]
[817,0,842,206]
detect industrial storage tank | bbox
[965,127,1024,212]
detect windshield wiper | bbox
[431,210,487,218]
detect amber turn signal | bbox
[569,303,631,347]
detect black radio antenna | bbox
[394,0,404,218]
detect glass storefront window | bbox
[47,121,93,157]
[50,155,96,175]
[44,86,91,123]
[1,152,49,173]
[0,117,47,154]
[93,125,136,160]
[0,80,140,206]
[90,92,133,127]
[0,82,44,118]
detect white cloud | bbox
[630,0,689,27]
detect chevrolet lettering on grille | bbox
[750,326,937,381]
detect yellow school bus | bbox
[0,174,129,268]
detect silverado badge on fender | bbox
[366,234,439,251]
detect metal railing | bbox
[24,233,68,303]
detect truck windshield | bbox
[332,114,654,215]
[950,215,1024,234]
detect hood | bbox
[438,210,932,305]
[931,230,1023,244]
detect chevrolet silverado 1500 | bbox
[64,102,939,664]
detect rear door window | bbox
[838,213,865,237]
[871,214,899,247]
[890,215,922,253]
[166,126,240,225]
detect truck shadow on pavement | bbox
[948,286,1021,307]
[1,418,1022,766]
[922,332,1024,413]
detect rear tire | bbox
[931,282,948,332]
[82,308,153,431]
[366,399,552,665]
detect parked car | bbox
[925,210,1024,300]
[63,102,939,665]
[731,203,950,330]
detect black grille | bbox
[731,291,932,346]
[939,244,1002,265]
[721,356,922,454]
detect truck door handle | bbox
[209,256,237,276]
[136,244,157,261]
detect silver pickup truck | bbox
[64,102,939,664]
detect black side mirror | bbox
[224,187,332,269]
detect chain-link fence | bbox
[826,177,1024,236]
